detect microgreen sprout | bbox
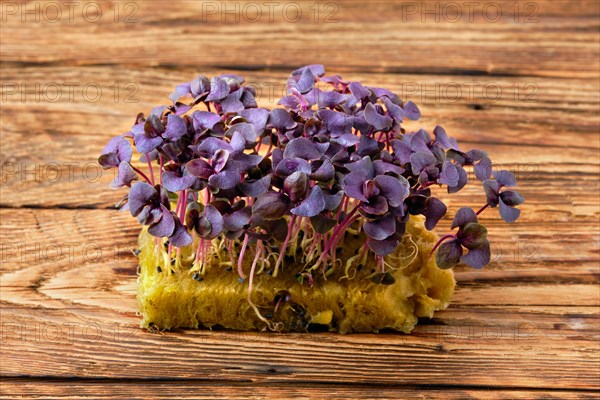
[100,65,524,327]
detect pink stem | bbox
[237,234,249,280]
[428,234,457,258]
[476,203,489,215]
[146,157,155,185]
[179,189,188,222]
[131,166,152,185]
[273,215,297,277]
[159,156,165,184]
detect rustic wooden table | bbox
[1,1,599,398]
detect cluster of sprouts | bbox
[100,65,524,327]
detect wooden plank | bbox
[1,1,598,78]
[1,379,598,399]
[0,302,598,388]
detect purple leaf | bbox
[110,161,138,189]
[226,122,257,150]
[268,109,297,131]
[457,222,488,249]
[435,239,463,269]
[410,151,437,175]
[373,175,409,208]
[499,198,521,223]
[137,204,161,225]
[318,90,346,108]
[342,171,369,202]
[383,97,404,122]
[373,160,404,176]
[433,125,453,149]
[208,170,240,190]
[422,197,447,230]
[148,205,175,237]
[364,214,396,241]
[99,136,132,168]
[447,164,468,194]
[128,182,157,216]
[230,153,263,172]
[169,218,193,247]
[292,64,325,77]
[367,86,397,100]
[162,167,196,192]
[211,149,230,172]
[346,156,375,178]
[252,192,290,220]
[446,149,467,165]
[391,139,413,164]
[439,161,459,187]
[192,111,222,132]
[278,95,302,110]
[239,175,272,197]
[187,158,214,179]
[483,179,500,206]
[206,77,230,102]
[403,101,421,120]
[494,170,517,187]
[322,189,344,210]
[500,190,524,207]
[451,207,478,229]
[357,135,380,157]
[460,241,491,269]
[283,137,321,160]
[317,109,351,136]
[169,83,191,103]
[221,91,245,113]
[275,157,312,177]
[310,214,337,233]
[190,75,211,98]
[348,81,371,100]
[474,157,493,181]
[295,67,315,94]
[202,204,224,239]
[223,207,252,232]
[310,158,335,182]
[239,108,269,134]
[332,133,360,147]
[362,195,389,215]
[163,114,187,140]
[290,185,326,217]
[283,171,309,202]
[368,236,400,256]
[134,134,163,154]
[241,88,257,108]
[466,149,487,162]
[364,102,393,131]
[195,137,233,158]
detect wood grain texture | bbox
[1,1,599,78]
[1,0,599,398]
[3,380,599,400]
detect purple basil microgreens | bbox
[100,64,525,307]
[110,161,138,190]
[482,170,524,222]
[98,136,132,168]
[434,207,491,269]
[128,182,175,238]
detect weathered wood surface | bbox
[1,0,599,398]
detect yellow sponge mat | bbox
[137,216,455,333]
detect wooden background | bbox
[1,0,599,398]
